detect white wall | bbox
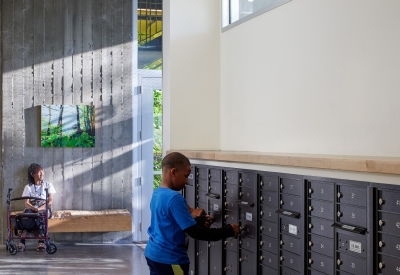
[221,0,400,157]
[165,0,221,151]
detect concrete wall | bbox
[221,0,400,157]
[0,0,135,243]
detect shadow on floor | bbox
[1,243,148,275]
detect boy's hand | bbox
[190,208,206,218]
[230,224,240,239]
[204,215,215,228]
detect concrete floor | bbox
[0,242,148,275]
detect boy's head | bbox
[161,152,191,191]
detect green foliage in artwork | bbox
[153,90,163,189]
[41,124,95,148]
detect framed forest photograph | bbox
[41,105,95,147]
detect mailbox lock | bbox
[196,184,199,187]
[280,240,284,246]
[309,241,313,247]
[280,200,284,205]
[196,195,199,199]
[224,176,227,181]
[309,258,313,264]
[260,196,264,201]
[379,198,385,205]
[379,220,385,226]
[280,183,284,189]
[196,172,199,176]
[224,202,228,206]
[224,189,228,194]
[260,181,264,186]
[239,192,244,197]
[224,241,228,245]
[309,223,314,229]
[224,215,229,219]
[260,241,264,246]
[239,178,243,183]
[208,243,211,248]
[337,192,343,198]
[309,206,314,211]
[260,211,264,216]
[309,188,313,194]
[260,226,265,230]
[208,186,211,190]
[337,259,343,266]
[379,262,385,269]
[239,258,244,262]
[260,256,264,260]
[208,174,211,179]
[379,241,385,248]
[239,240,243,245]
[280,256,284,262]
[337,211,343,217]
[224,267,228,271]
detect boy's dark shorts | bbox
[146,256,189,275]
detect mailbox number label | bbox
[289,224,297,235]
[349,240,362,254]
[245,212,252,221]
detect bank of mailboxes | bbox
[184,165,400,275]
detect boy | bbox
[144,152,240,275]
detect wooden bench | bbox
[12,209,132,233]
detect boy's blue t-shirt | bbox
[144,187,196,264]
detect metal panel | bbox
[280,193,302,213]
[377,233,400,258]
[197,179,209,192]
[185,185,196,210]
[281,233,302,255]
[260,189,279,207]
[196,241,209,275]
[308,217,334,238]
[308,252,334,274]
[377,254,400,275]
[281,217,301,238]
[225,171,239,185]
[261,234,279,253]
[209,199,222,226]
[281,266,301,275]
[209,169,222,183]
[209,241,223,275]
[210,181,222,195]
[240,186,256,206]
[224,210,239,224]
[239,234,257,250]
[198,190,208,204]
[280,178,303,196]
[337,185,367,207]
[225,200,238,212]
[260,250,279,270]
[260,264,279,275]
[197,167,208,180]
[280,250,302,271]
[309,181,334,202]
[187,167,195,186]
[224,237,238,253]
[260,220,279,238]
[188,237,196,275]
[241,172,257,188]
[308,199,334,220]
[377,189,400,214]
[378,211,400,237]
[239,249,257,274]
[260,175,279,192]
[336,252,367,275]
[308,234,334,258]
[337,231,367,258]
[224,249,238,274]
[260,205,278,222]
[225,185,239,200]
[337,204,367,228]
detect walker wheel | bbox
[8,243,17,255]
[46,243,57,254]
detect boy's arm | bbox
[184,223,238,241]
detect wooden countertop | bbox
[170,150,400,175]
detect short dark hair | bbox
[28,163,42,185]
[162,152,191,170]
